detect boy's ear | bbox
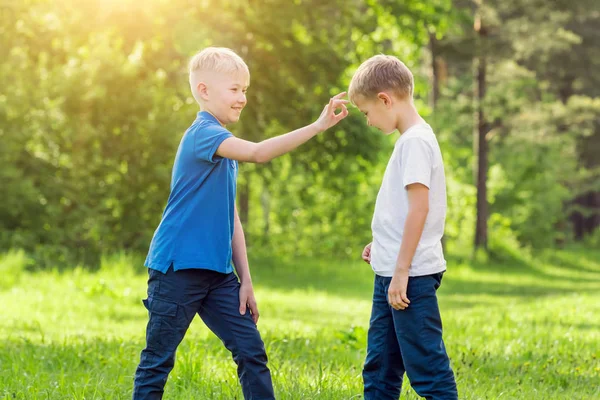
[377,92,393,108]
[197,82,209,101]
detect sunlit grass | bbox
[1,246,599,399]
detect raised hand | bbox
[314,92,349,132]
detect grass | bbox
[0,245,599,399]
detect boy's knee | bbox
[231,340,268,367]
[363,353,382,372]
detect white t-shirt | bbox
[370,123,447,277]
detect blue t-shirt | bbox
[145,111,237,274]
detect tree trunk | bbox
[429,31,440,109]
[429,30,447,250]
[561,76,600,239]
[474,0,489,250]
[571,191,600,240]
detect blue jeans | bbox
[133,267,275,400]
[363,273,458,400]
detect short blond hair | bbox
[348,55,413,103]
[188,47,249,102]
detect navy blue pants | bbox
[133,267,275,400]
[363,273,458,400]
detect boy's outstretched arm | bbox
[231,204,259,324]
[388,183,429,311]
[216,92,349,163]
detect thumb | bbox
[239,299,247,315]
[336,105,348,121]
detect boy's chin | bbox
[220,116,240,126]
[372,123,396,135]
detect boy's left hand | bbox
[388,269,410,310]
[239,282,260,324]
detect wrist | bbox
[394,265,410,275]
[239,276,253,286]
[310,121,325,134]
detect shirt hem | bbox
[145,260,234,274]
[372,263,447,278]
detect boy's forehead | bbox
[222,70,250,86]
[353,96,369,110]
[201,70,249,86]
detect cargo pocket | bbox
[143,296,179,351]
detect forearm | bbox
[394,209,429,273]
[232,214,252,284]
[254,123,321,163]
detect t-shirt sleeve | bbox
[194,125,233,163]
[400,137,434,189]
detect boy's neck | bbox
[395,101,426,134]
[200,107,226,126]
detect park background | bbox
[1,0,599,398]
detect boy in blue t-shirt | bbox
[132,47,348,399]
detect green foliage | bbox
[0,0,451,265]
[0,0,192,266]
[432,0,600,249]
[0,0,598,266]
[0,249,30,289]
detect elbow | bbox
[251,145,271,164]
[254,154,270,164]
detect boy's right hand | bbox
[313,92,349,132]
[362,242,372,264]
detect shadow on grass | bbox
[441,276,596,298]
[250,257,375,300]
[539,247,600,275]
[249,247,600,305]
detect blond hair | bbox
[188,47,249,103]
[348,55,413,103]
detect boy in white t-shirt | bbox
[349,55,458,400]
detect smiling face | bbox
[196,70,250,126]
[353,93,399,135]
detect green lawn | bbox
[1,246,599,399]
